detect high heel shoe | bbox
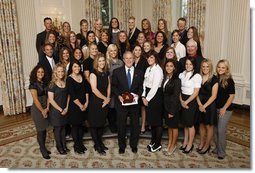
[94,146,106,155]
[80,144,87,152]
[57,147,67,155]
[179,145,187,151]
[74,146,85,154]
[199,145,211,154]
[63,147,70,152]
[196,147,203,152]
[182,145,194,154]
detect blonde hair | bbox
[200,59,214,82]
[93,53,108,74]
[216,59,233,88]
[49,63,66,88]
[106,44,119,67]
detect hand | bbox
[83,102,89,110]
[168,114,174,118]
[118,95,124,103]
[79,105,85,111]
[41,108,48,118]
[181,101,189,109]
[199,105,206,112]
[102,97,110,108]
[61,107,68,115]
[142,97,148,106]
[219,108,226,117]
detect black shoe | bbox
[147,142,155,150]
[183,145,194,154]
[218,156,224,160]
[119,148,125,154]
[94,145,106,155]
[46,149,51,154]
[150,145,162,152]
[100,143,108,150]
[74,146,85,154]
[63,147,70,152]
[42,155,51,159]
[131,148,138,153]
[57,147,67,155]
[179,145,187,151]
[196,147,203,152]
[140,130,146,135]
[199,145,211,154]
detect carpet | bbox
[0,121,250,168]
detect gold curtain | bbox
[84,0,101,30]
[0,0,26,115]
[152,0,172,32]
[115,0,132,31]
[187,0,206,50]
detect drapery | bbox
[152,0,172,32]
[115,0,132,31]
[84,0,101,30]
[187,0,206,50]
[0,0,26,115]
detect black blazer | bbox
[129,27,140,48]
[112,67,144,101]
[163,77,181,116]
[38,56,55,80]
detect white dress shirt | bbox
[179,70,202,95]
[46,56,55,69]
[142,64,163,102]
[171,41,186,61]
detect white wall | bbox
[204,0,250,105]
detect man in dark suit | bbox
[36,17,59,54]
[112,51,144,154]
[38,43,55,81]
[128,16,140,49]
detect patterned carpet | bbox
[0,120,250,168]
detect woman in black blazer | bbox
[162,59,181,155]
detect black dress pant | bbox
[116,104,140,149]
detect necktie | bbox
[127,69,131,89]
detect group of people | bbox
[29,15,235,161]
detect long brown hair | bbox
[93,53,108,74]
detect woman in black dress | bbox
[29,65,51,159]
[196,59,218,154]
[142,51,164,152]
[88,53,111,155]
[48,63,70,155]
[66,60,89,154]
[162,59,181,155]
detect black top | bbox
[179,29,188,46]
[134,57,149,75]
[84,57,94,72]
[76,33,87,48]
[216,78,235,111]
[129,27,140,48]
[48,84,68,126]
[97,42,108,55]
[66,76,89,125]
[198,75,218,103]
[29,81,48,97]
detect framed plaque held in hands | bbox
[121,92,138,106]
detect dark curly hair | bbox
[29,64,49,85]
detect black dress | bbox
[197,75,218,125]
[29,81,49,131]
[48,84,68,126]
[66,76,89,125]
[88,70,109,127]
